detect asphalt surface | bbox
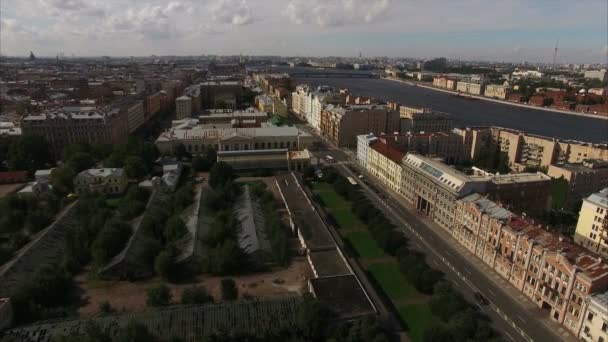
[306,132,575,342]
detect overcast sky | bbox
[1,0,607,63]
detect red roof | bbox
[370,141,407,164]
[0,171,28,184]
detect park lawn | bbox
[332,209,367,229]
[345,230,386,259]
[368,262,420,301]
[313,183,350,209]
[398,304,435,342]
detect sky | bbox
[1,0,607,63]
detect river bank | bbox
[383,76,608,121]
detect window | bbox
[602,322,607,332]
[587,312,594,321]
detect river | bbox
[269,66,608,143]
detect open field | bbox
[76,257,313,317]
[314,183,366,229]
[345,230,385,259]
[398,304,435,342]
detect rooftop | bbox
[157,126,311,142]
[588,291,608,314]
[308,249,351,277]
[585,188,608,209]
[460,193,513,220]
[309,275,375,319]
[77,168,125,178]
[370,140,407,164]
[490,172,551,185]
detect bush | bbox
[98,300,114,314]
[181,286,213,305]
[164,216,187,242]
[92,219,132,266]
[146,284,172,307]
[221,278,238,300]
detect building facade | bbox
[584,70,608,82]
[320,105,400,148]
[176,96,192,120]
[356,134,379,169]
[579,291,608,342]
[399,107,452,133]
[21,107,129,156]
[548,160,608,205]
[484,84,512,99]
[366,140,406,193]
[456,81,484,95]
[574,189,608,257]
[74,168,128,195]
[200,81,243,109]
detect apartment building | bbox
[548,160,608,205]
[493,127,608,171]
[176,96,192,120]
[400,154,551,231]
[146,91,166,117]
[356,134,379,169]
[401,154,490,230]
[433,76,458,90]
[74,168,128,195]
[488,172,552,211]
[183,84,202,114]
[584,69,608,82]
[155,123,314,155]
[311,92,344,132]
[452,126,493,160]
[454,194,608,335]
[255,94,274,113]
[197,108,268,126]
[456,81,485,95]
[319,105,400,148]
[21,107,129,156]
[367,140,407,193]
[484,84,512,100]
[574,189,608,257]
[579,291,608,342]
[399,107,453,133]
[291,85,311,120]
[200,81,243,109]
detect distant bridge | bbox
[289,72,380,79]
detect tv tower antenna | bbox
[553,39,559,67]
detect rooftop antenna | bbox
[553,39,559,68]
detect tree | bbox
[67,152,95,173]
[220,278,238,300]
[209,162,234,188]
[296,297,325,340]
[192,156,210,172]
[154,250,174,280]
[181,286,213,304]
[303,165,316,179]
[92,219,132,266]
[7,135,52,171]
[98,301,114,314]
[51,166,76,196]
[146,284,172,306]
[51,321,112,342]
[124,156,148,179]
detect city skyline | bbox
[1,0,607,63]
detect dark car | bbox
[474,291,489,305]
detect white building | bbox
[356,134,379,169]
[512,70,545,79]
[176,95,192,120]
[574,188,608,257]
[579,291,608,342]
[74,168,128,195]
[584,69,608,82]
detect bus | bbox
[346,177,357,186]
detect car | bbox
[474,291,489,305]
[358,174,364,179]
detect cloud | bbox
[210,0,255,26]
[283,0,390,27]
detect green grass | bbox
[314,183,348,208]
[368,262,419,300]
[345,230,386,259]
[397,304,435,342]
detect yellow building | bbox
[574,188,608,257]
[366,140,406,193]
[74,168,128,195]
[484,84,511,99]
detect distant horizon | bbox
[1,0,606,64]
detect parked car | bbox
[474,292,489,305]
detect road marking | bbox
[465,268,472,275]
[414,243,422,249]
[487,289,496,296]
[504,331,515,341]
[431,260,440,266]
[517,315,526,323]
